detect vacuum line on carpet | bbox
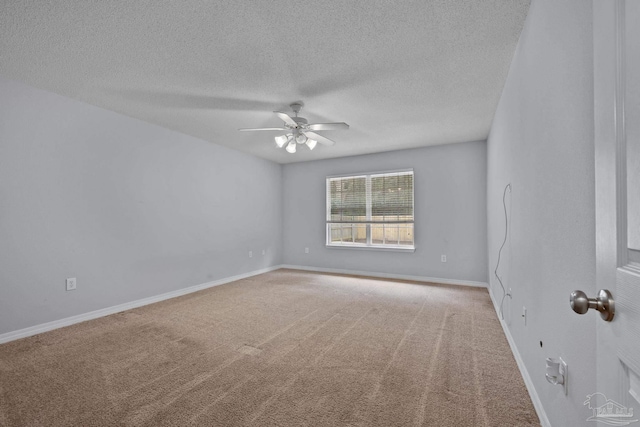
[255,309,320,348]
[187,312,343,425]
[414,307,449,427]
[369,300,427,401]
[471,307,490,427]
[122,309,324,424]
[248,307,375,424]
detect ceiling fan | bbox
[239,102,349,153]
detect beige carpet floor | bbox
[0,269,539,426]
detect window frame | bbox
[326,168,415,252]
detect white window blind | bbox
[326,170,414,249]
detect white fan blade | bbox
[307,122,349,131]
[274,112,298,127]
[238,127,288,131]
[303,131,336,146]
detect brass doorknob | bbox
[570,289,615,322]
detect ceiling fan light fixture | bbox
[295,133,307,144]
[306,139,317,150]
[274,134,289,148]
[285,140,297,153]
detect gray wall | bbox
[487,0,596,425]
[0,76,283,335]
[282,141,487,283]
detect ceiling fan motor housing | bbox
[291,116,307,127]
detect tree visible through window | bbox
[326,170,414,249]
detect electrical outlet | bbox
[249,251,253,258]
[305,247,309,254]
[66,278,77,291]
[441,255,447,262]
[262,249,266,256]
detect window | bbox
[326,170,414,250]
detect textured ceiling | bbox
[0,1,530,164]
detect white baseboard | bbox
[0,265,281,345]
[280,264,488,288]
[487,285,551,427]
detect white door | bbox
[592,0,640,425]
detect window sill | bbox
[325,244,415,253]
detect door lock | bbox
[570,289,615,322]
